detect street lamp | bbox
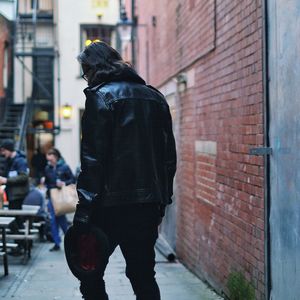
[116,5,151,80]
[116,5,134,43]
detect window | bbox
[80,24,115,49]
[31,0,39,9]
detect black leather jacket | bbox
[74,71,176,224]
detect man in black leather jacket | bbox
[73,42,176,300]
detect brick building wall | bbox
[0,15,11,98]
[0,14,12,121]
[132,0,265,298]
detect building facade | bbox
[55,0,119,171]
[3,0,300,299]
[0,13,13,121]
[127,0,300,299]
[9,0,119,171]
[127,0,265,299]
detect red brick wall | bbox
[132,0,265,298]
[0,16,10,98]
[0,15,11,121]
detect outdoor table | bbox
[0,205,40,260]
[0,217,15,275]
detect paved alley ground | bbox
[0,241,223,300]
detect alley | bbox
[3,0,300,298]
[0,241,222,300]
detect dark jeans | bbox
[80,203,161,300]
[48,200,68,246]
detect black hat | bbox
[0,139,15,152]
[64,225,110,281]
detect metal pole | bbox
[262,0,271,298]
[56,50,61,134]
[33,0,38,48]
[131,0,136,67]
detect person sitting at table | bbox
[0,139,30,210]
[23,183,51,242]
[43,148,75,251]
[0,139,30,256]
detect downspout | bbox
[56,51,61,134]
[54,0,61,135]
[131,0,136,67]
[262,0,271,299]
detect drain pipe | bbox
[262,0,271,299]
[131,0,136,67]
[55,50,61,135]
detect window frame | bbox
[79,23,115,51]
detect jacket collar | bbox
[84,67,146,93]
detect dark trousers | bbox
[80,204,161,300]
[8,198,23,210]
[48,200,69,246]
[8,198,24,232]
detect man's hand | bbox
[73,206,91,234]
[159,204,166,218]
[157,204,167,225]
[56,179,65,188]
[0,176,7,185]
[40,177,45,185]
[73,220,90,234]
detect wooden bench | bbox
[5,228,39,234]
[5,233,38,240]
[18,228,39,234]
[33,221,45,228]
[0,242,18,249]
[0,217,15,275]
[0,207,39,260]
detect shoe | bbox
[49,245,60,252]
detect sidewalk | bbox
[0,241,223,300]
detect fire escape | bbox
[15,0,56,139]
[0,0,56,175]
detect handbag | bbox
[50,184,78,216]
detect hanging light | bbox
[116,5,133,43]
[61,104,72,119]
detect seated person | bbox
[23,185,51,241]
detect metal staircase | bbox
[14,0,55,129]
[0,0,56,175]
[0,103,30,175]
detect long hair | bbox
[77,41,133,86]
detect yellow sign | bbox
[92,0,109,8]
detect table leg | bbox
[24,219,29,259]
[2,227,8,275]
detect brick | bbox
[133,0,264,297]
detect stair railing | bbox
[16,98,32,152]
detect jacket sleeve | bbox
[62,165,75,186]
[162,103,177,204]
[74,90,112,224]
[44,167,50,189]
[6,158,29,186]
[6,173,29,186]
